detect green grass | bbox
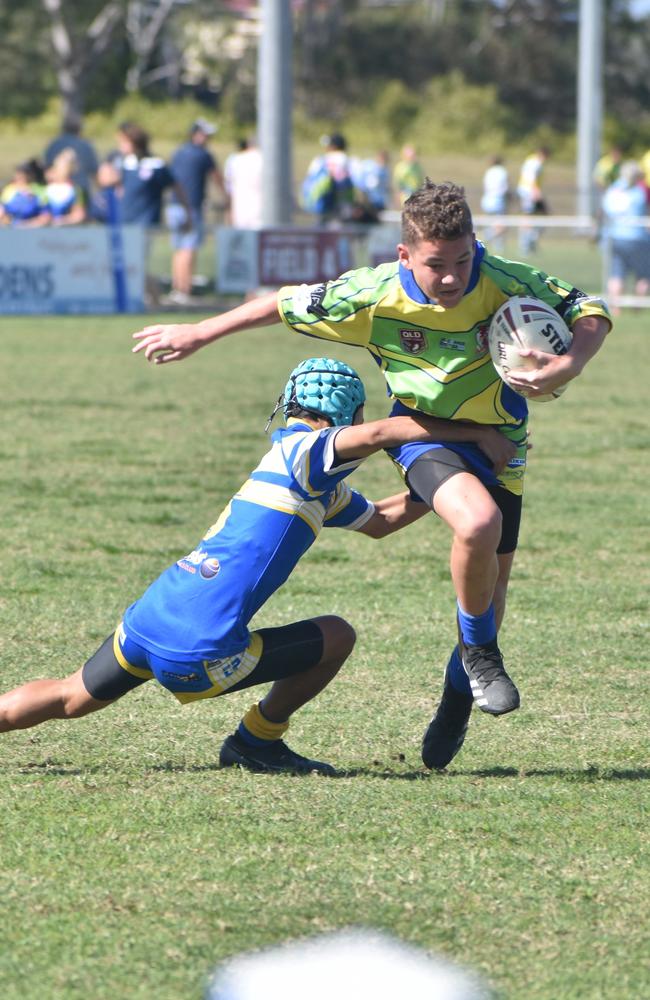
[0,313,648,999]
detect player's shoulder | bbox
[338,260,400,298]
[282,261,398,316]
[479,249,537,282]
[272,421,325,448]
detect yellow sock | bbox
[240,703,289,743]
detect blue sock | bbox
[236,721,271,747]
[447,645,472,696]
[457,601,496,646]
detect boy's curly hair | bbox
[401,179,473,245]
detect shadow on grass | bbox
[449,765,650,782]
[12,760,650,782]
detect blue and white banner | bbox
[0,225,146,314]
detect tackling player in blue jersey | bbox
[0,357,515,774]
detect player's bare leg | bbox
[422,481,519,769]
[171,248,195,296]
[220,616,355,776]
[259,615,355,723]
[433,472,502,616]
[0,667,111,733]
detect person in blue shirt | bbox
[601,159,650,307]
[44,117,99,203]
[0,358,514,774]
[98,122,189,227]
[167,119,226,304]
[352,150,392,215]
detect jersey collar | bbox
[398,239,485,304]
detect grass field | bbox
[0,312,648,999]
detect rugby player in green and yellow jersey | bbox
[132,180,611,770]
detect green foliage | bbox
[0,306,648,999]
[83,95,220,146]
[371,81,421,145]
[411,72,514,155]
[0,3,53,119]
[2,2,650,157]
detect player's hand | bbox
[131,323,204,364]
[477,427,518,473]
[506,348,574,398]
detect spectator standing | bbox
[99,122,187,227]
[44,117,98,203]
[639,146,650,204]
[601,160,650,309]
[301,133,357,226]
[45,149,87,225]
[352,150,391,216]
[593,145,624,192]
[480,155,510,252]
[168,119,226,304]
[223,136,263,229]
[0,160,51,227]
[392,144,425,207]
[516,146,550,254]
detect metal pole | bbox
[258,0,293,226]
[576,0,603,218]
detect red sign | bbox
[258,230,351,285]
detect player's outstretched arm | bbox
[356,491,429,539]
[131,292,281,364]
[334,414,517,472]
[507,314,611,398]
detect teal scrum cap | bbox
[283,357,366,427]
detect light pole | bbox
[576,0,604,218]
[258,0,293,226]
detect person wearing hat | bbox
[167,119,226,305]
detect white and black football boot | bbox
[460,637,520,715]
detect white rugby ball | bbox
[488,296,573,401]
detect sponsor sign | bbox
[216,227,353,293]
[0,226,145,314]
[367,222,400,267]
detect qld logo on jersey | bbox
[399,329,427,354]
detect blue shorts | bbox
[386,401,528,497]
[609,238,650,282]
[168,207,205,250]
[81,620,324,705]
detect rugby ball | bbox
[488,296,573,401]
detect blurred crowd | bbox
[2,118,649,303]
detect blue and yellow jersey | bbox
[122,421,373,662]
[45,180,84,218]
[1,183,49,222]
[278,242,611,428]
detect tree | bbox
[42,0,123,127]
[125,0,181,93]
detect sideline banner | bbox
[216,227,355,293]
[0,226,146,314]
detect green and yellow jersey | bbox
[278,241,609,428]
[278,241,610,497]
